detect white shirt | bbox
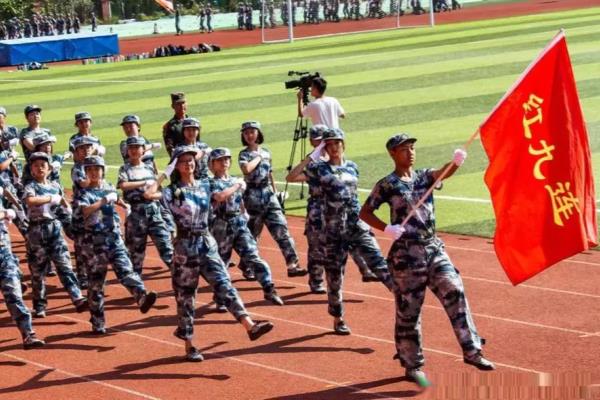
[301,96,345,129]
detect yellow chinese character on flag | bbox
[544,181,581,227]
[522,94,544,139]
[528,140,555,180]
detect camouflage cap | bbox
[24,104,42,115]
[72,135,99,149]
[209,147,231,161]
[28,151,52,164]
[83,155,105,169]
[170,92,186,104]
[0,107,6,116]
[74,111,92,124]
[240,120,261,132]
[120,114,141,126]
[309,124,329,140]
[33,133,57,147]
[322,127,345,141]
[182,117,201,129]
[385,133,417,151]
[125,136,147,147]
[169,145,199,164]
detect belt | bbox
[246,182,269,189]
[177,229,209,238]
[217,211,241,219]
[397,236,438,246]
[29,218,54,226]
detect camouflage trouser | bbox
[389,237,483,369]
[1,247,34,338]
[172,234,249,341]
[125,203,174,275]
[323,220,393,317]
[243,188,299,268]
[26,220,83,312]
[55,206,74,240]
[73,230,93,285]
[212,215,274,300]
[87,231,147,330]
[0,185,29,238]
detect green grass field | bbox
[1,7,599,238]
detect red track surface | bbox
[1,214,599,399]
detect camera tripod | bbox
[281,115,310,209]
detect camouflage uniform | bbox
[23,179,83,314]
[306,159,392,317]
[238,146,300,269]
[119,136,156,169]
[210,174,277,298]
[173,141,211,181]
[0,204,37,338]
[162,113,188,157]
[0,124,28,237]
[118,161,173,275]
[19,126,51,162]
[365,169,484,369]
[71,158,94,287]
[68,131,101,154]
[74,177,150,332]
[163,176,249,341]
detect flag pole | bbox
[399,128,480,228]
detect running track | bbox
[1,215,599,399]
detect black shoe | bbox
[74,297,89,313]
[248,321,273,341]
[287,266,308,277]
[228,261,236,268]
[264,290,284,306]
[361,273,379,282]
[333,320,351,335]
[186,346,204,362]
[139,291,157,314]
[92,327,107,335]
[23,334,45,350]
[242,268,256,281]
[310,284,326,294]
[33,309,46,319]
[215,303,228,313]
[464,352,495,371]
[79,280,89,290]
[47,269,57,277]
[405,368,431,387]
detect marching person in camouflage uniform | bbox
[70,136,99,289]
[0,201,45,350]
[295,128,392,335]
[147,146,274,362]
[177,117,211,180]
[22,133,74,241]
[118,136,173,276]
[237,120,306,279]
[209,147,284,311]
[0,106,28,238]
[68,112,105,157]
[287,125,382,294]
[74,155,157,334]
[118,114,174,235]
[163,92,189,157]
[23,152,88,318]
[20,105,51,165]
[360,133,495,387]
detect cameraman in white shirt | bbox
[297,77,345,129]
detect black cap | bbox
[24,105,42,115]
[170,92,186,104]
[74,111,92,124]
[386,133,417,150]
[121,114,141,126]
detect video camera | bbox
[284,70,321,90]
[285,71,321,105]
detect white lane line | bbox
[0,352,161,400]
[237,247,600,337]
[282,221,600,268]
[56,315,395,399]
[0,79,148,83]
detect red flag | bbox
[479,30,597,285]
